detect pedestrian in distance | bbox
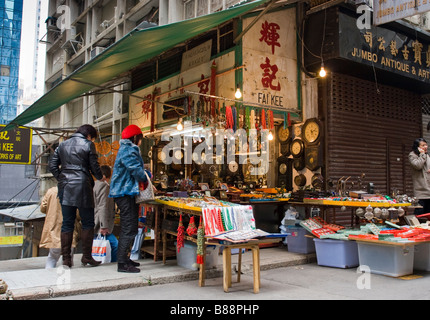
[39,186,81,268]
[94,165,118,262]
[409,138,430,216]
[109,124,152,273]
[49,124,106,268]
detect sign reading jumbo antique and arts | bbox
[0,125,32,164]
[242,8,299,111]
[339,12,430,84]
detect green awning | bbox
[4,0,268,131]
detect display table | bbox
[140,201,163,261]
[207,238,281,293]
[153,197,282,291]
[290,199,412,226]
[159,204,207,286]
[303,198,412,207]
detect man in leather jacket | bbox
[49,124,105,268]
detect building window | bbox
[185,0,243,19]
[0,65,10,76]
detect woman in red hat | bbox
[109,124,152,273]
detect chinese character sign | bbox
[259,21,281,55]
[242,9,298,111]
[260,57,281,91]
[339,12,430,83]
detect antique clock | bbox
[277,156,292,190]
[242,159,255,178]
[305,145,323,171]
[278,126,291,157]
[280,140,291,156]
[158,149,167,162]
[293,157,306,171]
[302,118,322,146]
[227,159,239,176]
[294,174,307,187]
[311,173,324,189]
[173,148,184,161]
[290,139,304,158]
[209,164,219,177]
[277,126,291,143]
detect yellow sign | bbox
[0,236,24,246]
[0,125,32,164]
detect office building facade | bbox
[0,0,23,125]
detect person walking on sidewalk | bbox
[109,125,152,273]
[94,165,118,262]
[39,186,81,268]
[49,124,105,268]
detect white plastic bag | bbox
[92,234,112,264]
[130,227,144,261]
[281,207,298,225]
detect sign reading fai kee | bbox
[0,125,32,164]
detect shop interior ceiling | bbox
[2,0,292,133]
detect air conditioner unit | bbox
[90,46,105,59]
[65,26,76,42]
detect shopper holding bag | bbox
[94,165,118,262]
[109,125,152,273]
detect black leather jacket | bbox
[49,133,103,208]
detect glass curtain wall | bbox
[0,0,23,124]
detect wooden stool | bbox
[222,243,260,293]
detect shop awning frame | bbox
[3,0,270,132]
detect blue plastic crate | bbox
[286,226,316,254]
[314,238,359,268]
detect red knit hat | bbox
[122,125,142,139]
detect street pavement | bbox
[50,263,430,300]
[0,246,313,300]
[2,246,430,301]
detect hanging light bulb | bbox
[319,62,327,78]
[235,86,242,99]
[176,118,183,131]
[268,131,274,141]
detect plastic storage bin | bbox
[286,226,316,254]
[357,242,414,277]
[313,238,359,268]
[176,241,219,270]
[413,243,430,271]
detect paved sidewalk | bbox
[0,247,315,300]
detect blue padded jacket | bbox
[109,139,150,198]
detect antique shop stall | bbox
[127,4,304,237]
[92,1,430,281]
[122,4,309,290]
[304,4,430,224]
